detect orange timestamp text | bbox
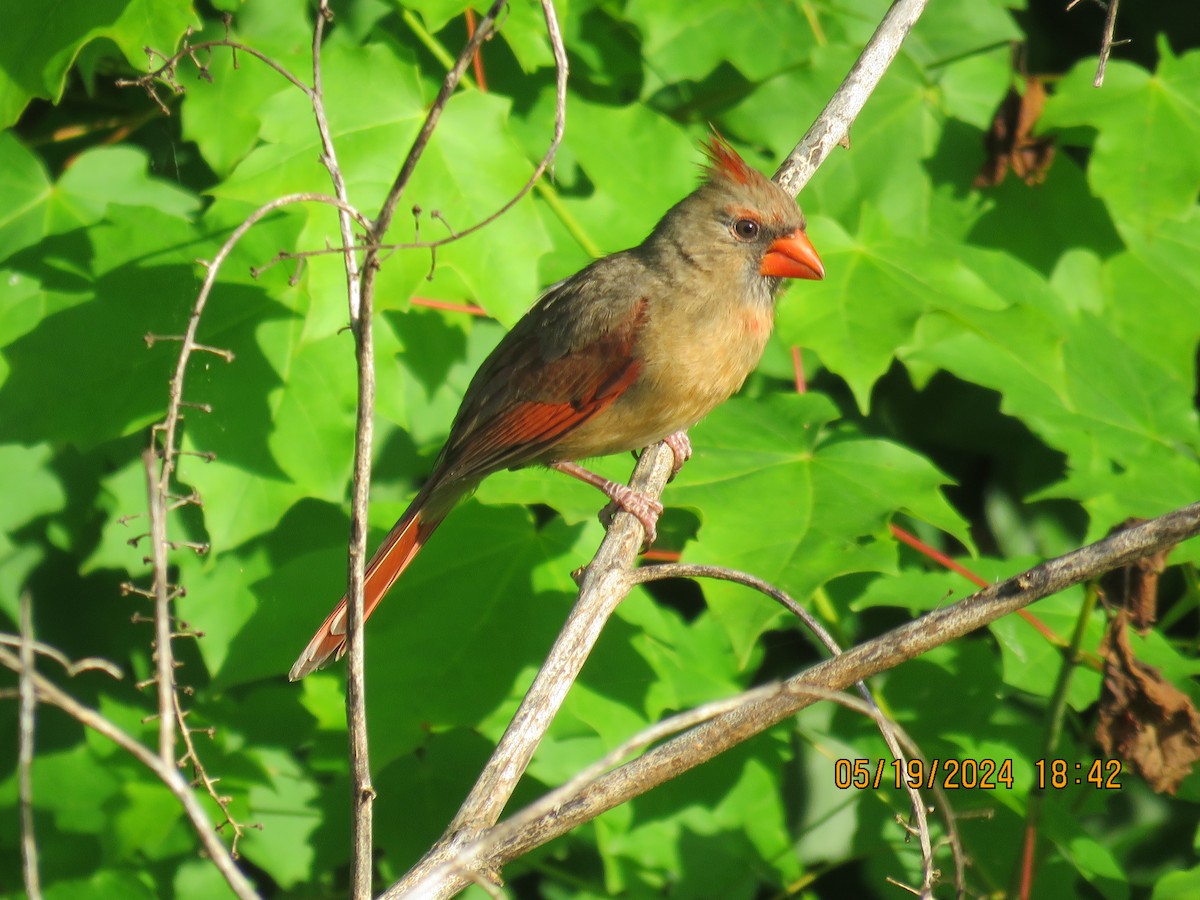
[1034,758,1122,789]
[833,757,1124,791]
[834,757,1015,790]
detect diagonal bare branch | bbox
[0,645,261,900]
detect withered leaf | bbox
[974,78,1056,188]
[1095,612,1200,794]
[1100,518,1172,632]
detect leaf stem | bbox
[402,9,477,88]
[1014,580,1100,899]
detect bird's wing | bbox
[437,273,649,480]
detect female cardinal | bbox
[289,136,824,680]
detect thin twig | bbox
[18,594,41,900]
[174,689,258,856]
[0,633,123,679]
[301,3,376,893]
[1093,0,1121,87]
[375,0,566,255]
[146,449,176,767]
[117,38,311,101]
[310,0,363,322]
[147,439,251,851]
[0,647,260,899]
[345,179,378,900]
[152,192,370,496]
[631,563,952,894]
[372,0,508,243]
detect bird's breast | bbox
[546,294,773,460]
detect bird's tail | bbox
[288,482,456,681]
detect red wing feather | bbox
[438,296,647,478]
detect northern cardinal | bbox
[289,136,824,680]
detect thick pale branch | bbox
[774,0,929,196]
[386,443,674,898]
[448,687,963,899]
[472,502,1200,863]
[390,500,1200,895]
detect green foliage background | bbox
[2,0,1200,897]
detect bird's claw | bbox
[662,431,692,480]
[599,486,663,549]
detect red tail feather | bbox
[288,492,448,680]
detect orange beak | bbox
[760,229,824,280]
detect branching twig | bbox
[0,633,123,679]
[327,1,568,893]
[1093,0,1122,87]
[1066,0,1124,88]
[371,0,508,245]
[117,34,310,110]
[373,0,568,258]
[0,646,260,900]
[142,177,366,888]
[631,563,959,896]
[173,689,260,857]
[435,686,961,900]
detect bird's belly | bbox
[546,306,771,461]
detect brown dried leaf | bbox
[974,78,1056,188]
[1100,518,1172,632]
[1095,612,1200,794]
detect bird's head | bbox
[652,134,824,305]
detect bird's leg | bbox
[550,461,663,546]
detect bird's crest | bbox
[702,132,756,187]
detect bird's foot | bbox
[598,486,663,547]
[662,431,692,479]
[551,460,664,548]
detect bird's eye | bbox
[731,218,760,241]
